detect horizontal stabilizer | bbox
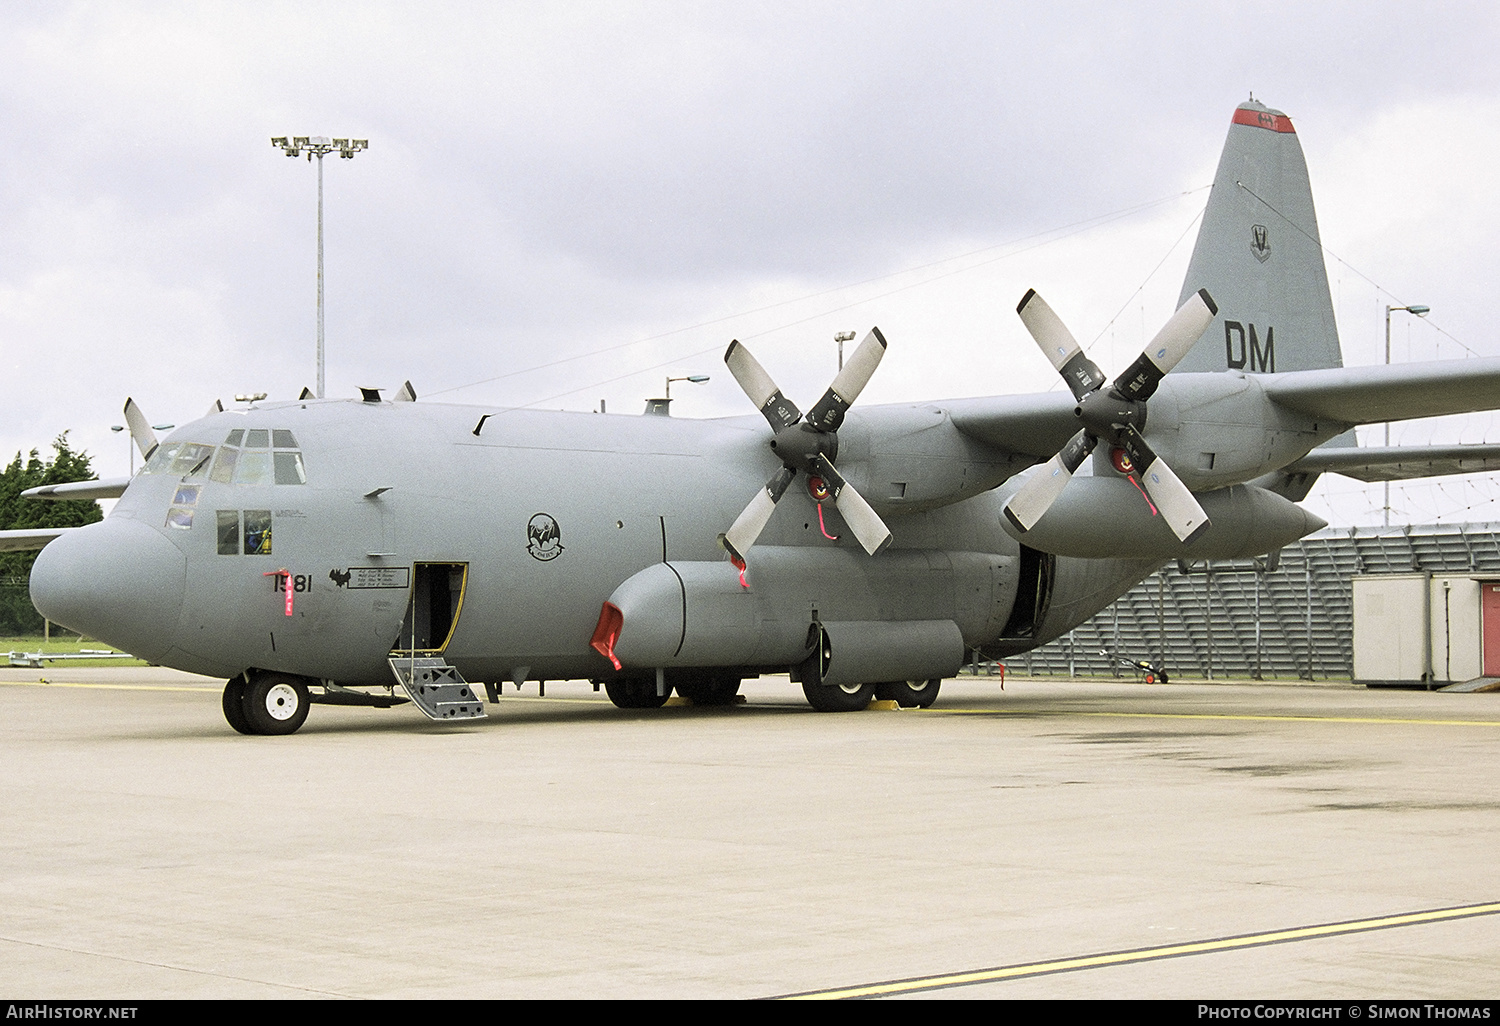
[22,477,131,502]
[0,527,71,553]
[1287,443,1500,483]
[1264,356,1500,425]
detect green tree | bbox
[0,433,104,634]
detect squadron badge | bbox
[526,513,564,561]
[1250,223,1270,263]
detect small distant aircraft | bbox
[9,99,1500,734]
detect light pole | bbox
[1383,303,1430,526]
[835,331,855,372]
[665,375,710,401]
[271,136,368,399]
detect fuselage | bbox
[28,384,1329,691]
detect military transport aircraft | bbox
[8,98,1500,735]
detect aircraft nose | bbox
[30,518,186,664]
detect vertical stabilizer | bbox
[1174,100,1342,374]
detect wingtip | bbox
[1017,288,1038,315]
[869,326,887,349]
[723,340,741,363]
[1197,288,1218,317]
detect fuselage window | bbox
[217,511,240,555]
[243,510,272,555]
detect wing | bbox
[1263,357,1500,424]
[21,477,131,502]
[945,391,1080,457]
[1286,443,1500,483]
[0,528,72,553]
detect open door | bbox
[391,562,468,654]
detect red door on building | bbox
[1482,583,1500,677]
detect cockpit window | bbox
[235,450,274,486]
[209,446,239,484]
[170,443,215,476]
[145,429,307,485]
[273,451,306,485]
[142,442,181,475]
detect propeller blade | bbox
[805,327,887,432]
[724,340,802,431]
[1112,288,1218,401]
[810,455,892,556]
[1119,426,1211,544]
[1017,289,1107,401]
[122,398,159,461]
[721,466,796,562]
[1002,431,1097,533]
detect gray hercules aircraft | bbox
[9,98,1500,734]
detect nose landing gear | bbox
[222,672,310,735]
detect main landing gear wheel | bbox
[604,676,672,710]
[673,672,742,707]
[222,679,255,735]
[875,679,941,708]
[242,673,310,735]
[802,680,874,712]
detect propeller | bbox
[1003,288,1218,545]
[122,398,160,462]
[721,329,893,562]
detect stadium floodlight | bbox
[1383,303,1432,527]
[271,134,369,399]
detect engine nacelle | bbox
[1001,479,1325,560]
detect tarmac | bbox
[1,666,1498,1000]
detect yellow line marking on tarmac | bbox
[931,707,1500,727]
[0,680,213,693]
[778,900,1500,999]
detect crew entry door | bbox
[392,562,468,654]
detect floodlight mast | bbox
[270,136,368,399]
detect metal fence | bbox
[1015,522,1500,680]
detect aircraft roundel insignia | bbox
[526,513,564,561]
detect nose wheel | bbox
[223,673,311,735]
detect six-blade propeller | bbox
[1002,288,1219,545]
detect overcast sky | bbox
[4,1,1499,527]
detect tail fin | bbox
[1174,99,1342,374]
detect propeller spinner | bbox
[1003,288,1218,545]
[721,329,893,562]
